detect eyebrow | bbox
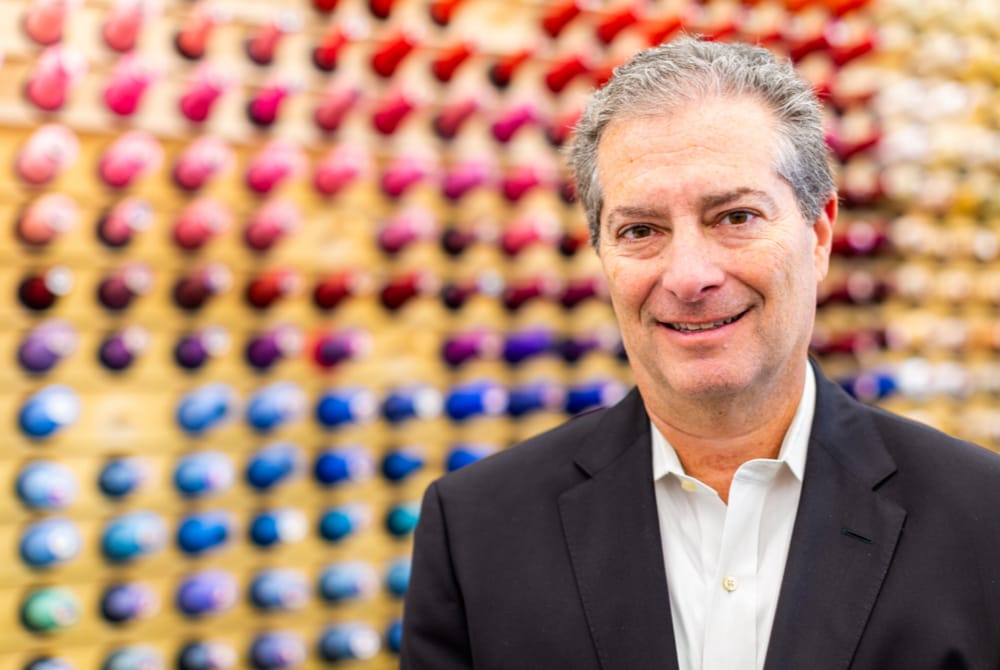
[699,188,779,212]
[604,205,669,226]
[604,188,779,227]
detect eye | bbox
[620,224,655,239]
[721,210,758,226]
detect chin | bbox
[656,359,760,400]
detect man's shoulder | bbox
[434,401,621,498]
[863,400,1000,491]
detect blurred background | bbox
[2,0,998,668]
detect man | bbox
[401,37,1000,669]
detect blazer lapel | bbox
[558,390,679,670]
[765,369,906,670]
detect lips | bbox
[661,308,749,333]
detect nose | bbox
[659,225,725,303]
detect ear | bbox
[811,194,837,282]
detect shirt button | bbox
[680,480,697,493]
[722,576,738,592]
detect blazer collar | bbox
[765,364,905,670]
[559,389,679,670]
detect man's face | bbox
[595,96,834,408]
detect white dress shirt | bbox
[651,365,816,670]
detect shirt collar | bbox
[651,363,816,483]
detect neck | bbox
[645,363,807,503]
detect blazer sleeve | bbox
[400,481,474,670]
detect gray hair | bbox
[567,37,836,246]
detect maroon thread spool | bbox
[97,263,153,311]
[172,263,232,311]
[18,266,74,312]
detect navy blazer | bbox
[401,366,1000,669]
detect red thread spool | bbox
[245,268,303,309]
[371,30,420,78]
[431,41,474,82]
[544,53,590,93]
[368,0,397,19]
[380,271,439,310]
[372,89,419,135]
[541,0,584,38]
[313,19,368,72]
[313,270,372,310]
[595,5,641,44]
[173,198,233,251]
[429,0,466,25]
[488,48,533,89]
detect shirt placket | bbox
[700,468,771,670]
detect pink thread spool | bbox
[313,143,371,197]
[247,78,299,128]
[23,0,81,46]
[178,64,232,122]
[17,193,78,246]
[25,46,87,112]
[175,3,225,60]
[97,131,164,189]
[246,11,302,65]
[245,141,306,195]
[244,199,300,252]
[172,136,234,191]
[313,83,362,132]
[98,197,153,248]
[15,124,80,186]
[103,0,162,52]
[173,197,233,251]
[103,53,159,116]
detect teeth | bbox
[667,314,739,332]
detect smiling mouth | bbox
[662,308,749,333]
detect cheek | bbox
[603,260,651,309]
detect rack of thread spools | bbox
[6,0,999,669]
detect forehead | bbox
[596,97,784,198]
